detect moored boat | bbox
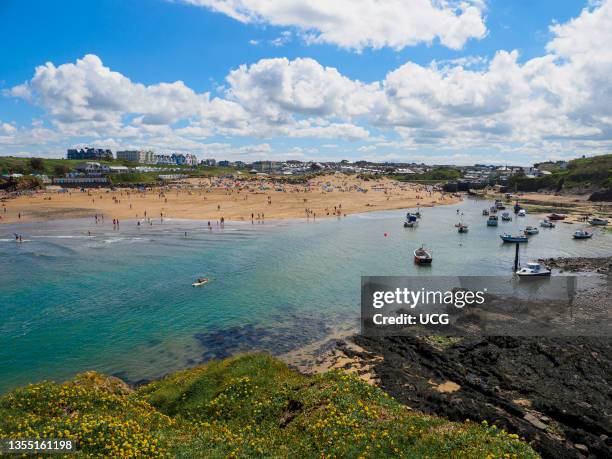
[516,262,552,277]
[482,209,489,216]
[524,226,539,235]
[192,277,209,287]
[404,220,417,228]
[547,213,566,221]
[540,220,555,228]
[414,247,433,264]
[458,223,469,233]
[501,212,512,221]
[517,209,526,217]
[573,229,593,239]
[487,215,498,226]
[588,217,609,226]
[500,233,528,243]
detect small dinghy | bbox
[457,223,469,233]
[501,212,512,221]
[517,262,551,277]
[487,215,498,226]
[517,209,527,217]
[414,247,432,265]
[192,277,209,287]
[524,226,539,235]
[500,233,528,243]
[403,220,417,228]
[547,213,566,221]
[573,230,593,239]
[540,220,555,228]
[482,209,489,216]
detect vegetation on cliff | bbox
[510,154,612,192]
[0,354,537,458]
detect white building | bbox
[116,150,155,164]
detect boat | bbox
[517,209,526,217]
[458,224,469,233]
[547,213,566,221]
[482,209,489,216]
[406,212,418,222]
[524,226,539,235]
[192,277,209,287]
[414,247,433,264]
[500,233,528,243]
[588,217,609,226]
[495,200,505,210]
[516,262,552,277]
[540,220,555,228]
[501,212,512,221]
[403,220,417,228]
[573,230,593,239]
[513,202,522,214]
[487,215,499,226]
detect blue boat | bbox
[500,233,528,243]
[487,215,498,226]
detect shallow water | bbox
[1,197,611,392]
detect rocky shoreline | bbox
[304,257,612,458]
[538,256,612,275]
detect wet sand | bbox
[0,174,458,224]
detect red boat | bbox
[547,213,566,221]
[414,247,433,264]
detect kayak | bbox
[192,278,209,287]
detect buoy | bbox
[384,232,388,237]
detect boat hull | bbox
[517,271,551,277]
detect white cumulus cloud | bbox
[181,0,487,50]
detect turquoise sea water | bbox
[1,198,611,393]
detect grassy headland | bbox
[0,354,537,458]
[510,154,612,192]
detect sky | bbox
[0,0,611,165]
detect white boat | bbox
[517,209,527,217]
[588,217,609,226]
[192,277,209,287]
[540,220,555,228]
[573,230,593,239]
[500,233,528,243]
[516,262,552,277]
[524,226,539,235]
[501,212,512,221]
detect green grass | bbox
[0,156,136,176]
[0,354,538,458]
[510,154,612,192]
[391,168,461,183]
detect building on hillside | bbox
[74,162,110,176]
[218,160,231,167]
[67,148,113,161]
[203,158,216,166]
[252,161,281,173]
[116,150,155,164]
[155,154,174,165]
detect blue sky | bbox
[0,0,610,164]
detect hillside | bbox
[0,354,537,458]
[510,154,612,192]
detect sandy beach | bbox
[0,174,459,224]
